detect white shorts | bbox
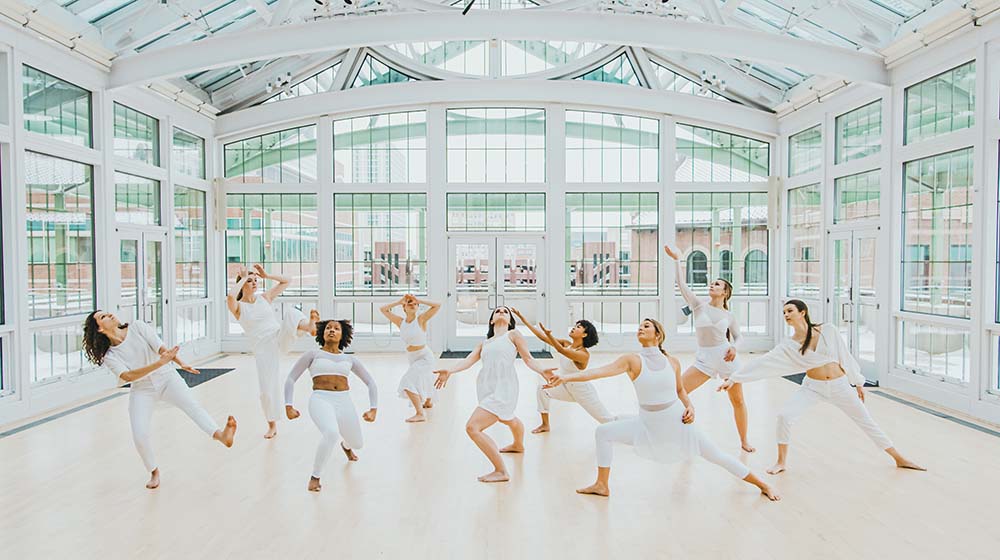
[692,343,741,378]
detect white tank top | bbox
[237,296,280,343]
[559,353,583,374]
[399,317,427,346]
[633,348,677,407]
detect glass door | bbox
[829,229,879,380]
[118,230,167,339]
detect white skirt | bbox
[277,307,308,353]
[692,343,742,378]
[398,347,437,401]
[477,365,519,421]
[631,403,701,463]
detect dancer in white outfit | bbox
[434,306,556,483]
[663,244,754,452]
[226,264,319,439]
[509,308,615,433]
[285,319,377,492]
[379,294,441,422]
[719,300,925,475]
[83,311,237,489]
[548,318,779,500]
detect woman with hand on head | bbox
[226,263,320,439]
[379,294,442,422]
[434,306,557,483]
[718,300,924,475]
[83,311,237,490]
[548,318,779,500]
[285,319,378,493]
[510,308,615,433]
[663,244,755,452]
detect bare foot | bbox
[146,469,160,490]
[895,458,926,471]
[760,485,781,501]
[499,444,524,453]
[741,442,756,453]
[477,471,510,483]
[264,421,277,439]
[576,483,610,497]
[308,477,322,492]
[308,309,320,335]
[422,399,433,409]
[405,413,426,423]
[766,463,786,475]
[215,416,237,447]
[341,443,358,462]
[531,424,550,434]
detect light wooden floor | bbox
[3,351,1000,560]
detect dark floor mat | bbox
[176,368,236,388]
[440,350,553,359]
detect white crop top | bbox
[690,300,743,349]
[729,325,866,387]
[399,317,427,347]
[284,349,378,408]
[632,348,678,407]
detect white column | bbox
[426,104,448,351]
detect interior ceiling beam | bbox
[109,11,890,88]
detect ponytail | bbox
[786,299,820,355]
[643,317,669,356]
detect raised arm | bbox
[258,264,291,303]
[379,297,406,328]
[509,331,557,381]
[663,245,701,309]
[350,357,379,411]
[226,265,249,317]
[550,354,640,385]
[510,308,549,342]
[538,323,588,369]
[417,298,442,327]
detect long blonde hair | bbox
[642,317,669,356]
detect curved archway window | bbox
[720,250,733,283]
[744,249,768,290]
[686,251,708,287]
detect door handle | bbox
[840,302,852,323]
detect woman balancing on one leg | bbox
[285,319,378,492]
[379,294,442,422]
[83,311,237,489]
[718,300,924,475]
[663,244,754,452]
[434,306,556,483]
[547,318,779,500]
[509,308,615,433]
[226,264,319,439]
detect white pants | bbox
[309,390,364,479]
[777,376,893,450]
[595,408,750,479]
[128,375,219,472]
[537,382,615,423]
[254,308,306,422]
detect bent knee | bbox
[465,423,481,436]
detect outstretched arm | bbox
[549,354,639,385]
[434,343,483,389]
[509,331,557,381]
[258,264,291,303]
[379,297,406,328]
[510,308,548,342]
[663,245,701,309]
[226,265,249,317]
[417,298,442,327]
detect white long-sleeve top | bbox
[103,321,176,391]
[729,325,866,387]
[284,350,378,408]
[675,268,743,349]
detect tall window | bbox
[224,125,317,184]
[788,125,822,176]
[263,62,341,104]
[446,193,545,232]
[334,193,427,296]
[175,187,208,300]
[352,55,414,88]
[787,184,822,298]
[745,249,768,285]
[905,61,975,145]
[224,194,319,297]
[835,100,881,163]
[114,172,160,225]
[22,65,92,147]
[675,191,769,295]
[334,111,427,183]
[446,108,545,183]
[576,54,640,86]
[902,148,973,318]
[25,152,94,320]
[566,192,658,295]
[834,169,880,223]
[173,128,205,179]
[675,124,769,182]
[113,103,159,166]
[565,110,658,183]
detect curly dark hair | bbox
[314,319,353,350]
[82,310,125,365]
[486,307,516,339]
[576,319,599,348]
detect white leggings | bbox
[777,376,893,450]
[537,382,615,423]
[129,374,219,472]
[595,415,750,479]
[309,390,364,479]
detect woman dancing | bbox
[285,319,378,492]
[379,294,441,422]
[227,264,319,438]
[83,311,237,489]
[663,244,754,452]
[434,306,556,483]
[510,308,615,433]
[547,318,779,500]
[719,300,924,475]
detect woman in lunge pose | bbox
[434,306,556,483]
[510,308,615,433]
[83,311,237,489]
[663,244,754,452]
[227,264,319,438]
[379,294,441,422]
[547,318,779,500]
[718,300,924,475]
[285,319,378,492]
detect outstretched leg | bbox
[770,382,822,474]
[466,408,508,482]
[827,378,925,471]
[578,417,640,497]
